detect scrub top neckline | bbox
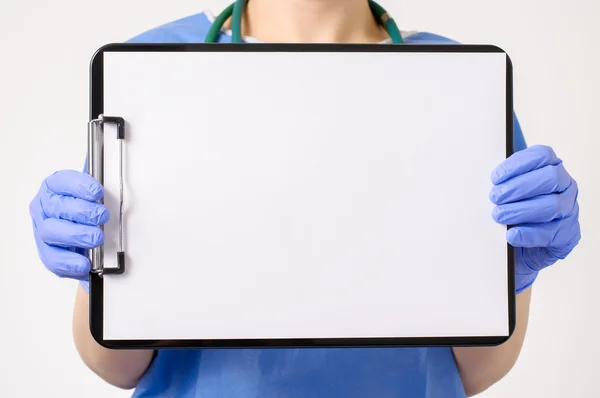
[202,9,417,44]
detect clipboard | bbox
[87,43,515,349]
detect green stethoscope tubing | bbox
[205,0,404,44]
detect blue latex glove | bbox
[489,145,581,293]
[29,170,110,292]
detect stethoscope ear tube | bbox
[231,0,248,43]
[205,3,235,43]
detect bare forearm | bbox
[72,284,155,389]
[453,287,532,397]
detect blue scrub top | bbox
[126,11,527,398]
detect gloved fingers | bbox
[547,201,581,256]
[44,170,104,202]
[518,247,558,272]
[33,224,90,280]
[41,183,110,226]
[29,192,44,224]
[511,218,580,273]
[506,203,580,249]
[489,163,572,205]
[548,221,581,259]
[37,217,104,249]
[507,221,560,249]
[492,179,578,225]
[491,145,561,185]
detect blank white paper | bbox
[100,49,509,341]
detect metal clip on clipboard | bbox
[87,115,126,276]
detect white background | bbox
[0,0,598,397]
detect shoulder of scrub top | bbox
[124,12,214,43]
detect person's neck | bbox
[223,0,389,43]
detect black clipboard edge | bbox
[89,43,516,350]
[505,53,517,342]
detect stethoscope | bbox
[205,0,404,44]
